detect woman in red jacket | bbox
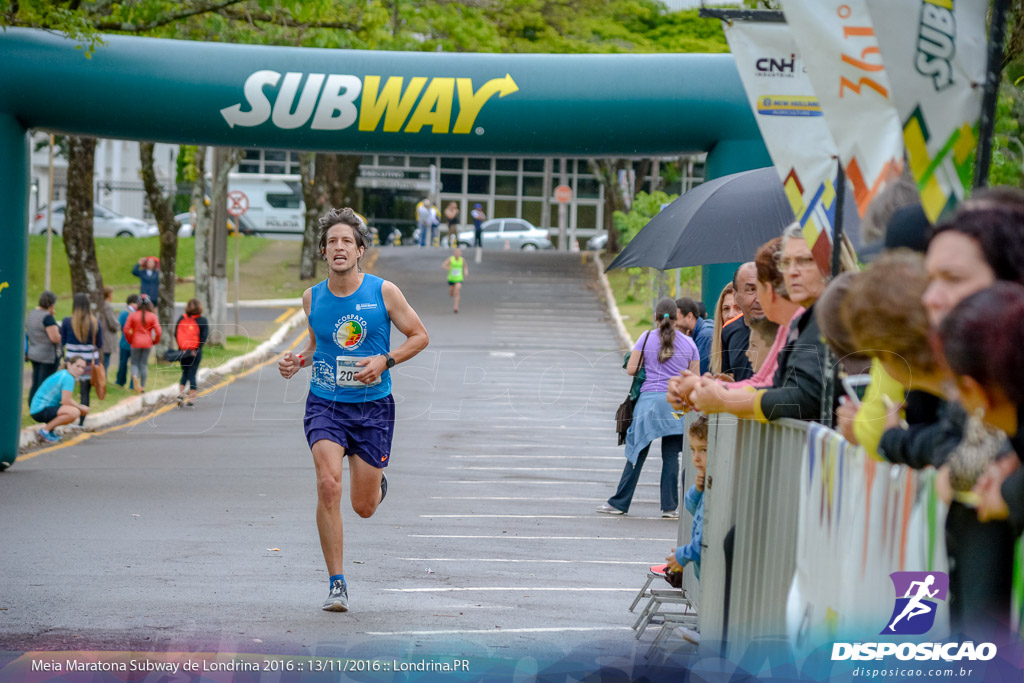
[122,294,162,394]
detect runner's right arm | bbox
[279,287,318,380]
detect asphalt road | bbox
[0,248,688,675]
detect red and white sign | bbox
[226,190,249,217]
[554,184,573,204]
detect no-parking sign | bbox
[226,190,249,217]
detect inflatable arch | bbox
[0,28,769,465]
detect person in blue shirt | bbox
[278,207,429,613]
[131,256,160,305]
[30,355,90,443]
[676,297,714,375]
[667,414,708,579]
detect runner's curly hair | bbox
[318,207,370,256]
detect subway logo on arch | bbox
[220,71,519,133]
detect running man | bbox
[888,574,939,632]
[442,247,467,314]
[278,207,429,612]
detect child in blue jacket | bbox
[667,414,707,579]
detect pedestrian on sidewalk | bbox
[442,247,467,314]
[471,203,486,248]
[123,294,161,394]
[60,293,102,426]
[26,290,61,403]
[174,298,209,407]
[116,294,139,389]
[598,298,700,517]
[30,355,90,443]
[444,201,460,248]
[279,207,429,613]
[99,286,120,372]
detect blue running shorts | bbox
[303,392,396,468]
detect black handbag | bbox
[615,332,649,445]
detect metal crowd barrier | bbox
[695,415,947,659]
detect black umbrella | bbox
[605,167,861,271]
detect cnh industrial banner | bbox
[722,20,843,274]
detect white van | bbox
[227,174,304,237]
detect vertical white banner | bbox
[723,21,843,273]
[780,0,905,218]
[865,0,988,222]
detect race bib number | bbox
[336,355,380,388]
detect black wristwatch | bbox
[383,353,396,369]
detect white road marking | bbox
[382,587,635,593]
[399,557,650,565]
[419,514,670,520]
[446,466,621,472]
[409,534,675,541]
[362,626,633,636]
[448,455,620,460]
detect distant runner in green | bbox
[443,247,467,314]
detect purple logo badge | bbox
[882,571,949,635]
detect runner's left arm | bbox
[354,281,429,383]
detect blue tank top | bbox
[308,274,391,403]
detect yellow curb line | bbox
[273,306,297,324]
[19,330,310,462]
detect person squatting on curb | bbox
[278,207,429,612]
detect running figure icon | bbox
[888,574,939,632]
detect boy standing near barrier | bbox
[667,415,708,579]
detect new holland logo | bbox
[220,71,519,134]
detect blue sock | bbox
[330,574,345,587]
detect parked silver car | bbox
[31,201,157,238]
[174,211,256,238]
[586,233,609,251]
[457,218,553,251]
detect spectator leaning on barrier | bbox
[675,297,712,375]
[597,298,700,517]
[668,237,801,410]
[679,226,834,423]
[709,283,739,376]
[25,290,62,403]
[941,284,1024,531]
[718,263,762,382]
[845,249,1016,639]
[116,293,139,389]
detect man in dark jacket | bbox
[719,262,763,382]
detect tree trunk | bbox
[62,136,105,311]
[192,146,211,314]
[589,158,630,254]
[298,153,363,280]
[140,141,180,359]
[298,152,323,280]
